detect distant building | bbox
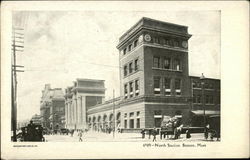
[65,79,105,130]
[40,84,65,130]
[189,76,220,127]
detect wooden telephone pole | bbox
[11,27,25,141]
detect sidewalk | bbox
[44,131,220,142]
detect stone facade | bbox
[40,84,65,130]
[65,79,105,130]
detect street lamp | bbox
[200,73,206,139]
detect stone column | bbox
[79,96,83,128]
[75,97,78,129]
[65,102,68,127]
[81,96,86,129]
[70,101,73,128]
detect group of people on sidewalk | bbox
[141,127,192,142]
[141,127,158,142]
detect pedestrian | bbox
[141,129,145,139]
[186,129,191,139]
[204,124,209,140]
[152,127,157,142]
[148,129,151,139]
[78,130,83,142]
[70,129,74,137]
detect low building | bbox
[65,79,105,130]
[190,76,220,127]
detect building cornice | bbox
[118,17,190,46]
[117,26,191,49]
[71,87,106,93]
[87,95,192,115]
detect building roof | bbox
[76,78,105,82]
[41,85,64,106]
[52,88,64,99]
[189,75,220,81]
[118,17,191,46]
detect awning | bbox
[191,110,220,116]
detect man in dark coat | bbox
[152,127,157,142]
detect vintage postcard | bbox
[1,1,249,159]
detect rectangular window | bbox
[173,59,181,71]
[175,79,181,95]
[206,95,209,104]
[166,39,171,45]
[154,110,162,127]
[154,118,162,128]
[193,81,201,88]
[163,58,171,69]
[153,56,160,68]
[164,78,171,96]
[124,120,127,128]
[129,82,133,98]
[124,113,127,118]
[135,80,139,96]
[136,118,140,128]
[209,84,214,89]
[154,77,161,95]
[136,111,140,117]
[124,65,128,77]
[134,59,139,71]
[129,119,134,129]
[129,112,134,117]
[129,62,133,73]
[193,95,196,103]
[209,95,214,104]
[134,39,138,48]
[197,95,201,103]
[128,44,132,52]
[204,83,209,89]
[154,37,159,44]
[124,84,128,99]
[123,48,127,55]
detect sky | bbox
[13,11,220,121]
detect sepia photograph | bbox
[1,1,249,159]
[11,10,221,143]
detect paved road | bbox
[44,131,220,142]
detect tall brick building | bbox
[65,17,220,131]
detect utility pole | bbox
[11,27,25,141]
[112,89,115,138]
